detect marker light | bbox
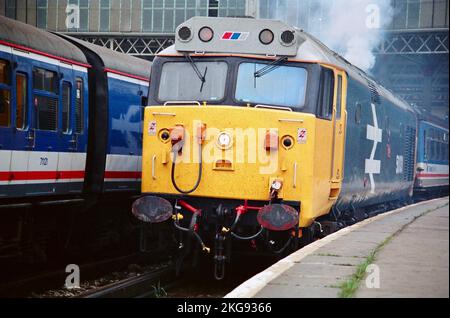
[281,30,295,46]
[170,126,185,145]
[178,26,192,41]
[259,29,274,45]
[217,132,232,149]
[265,130,279,151]
[199,26,214,42]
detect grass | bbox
[338,235,393,298]
[152,281,167,298]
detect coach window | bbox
[16,73,28,130]
[74,78,84,134]
[33,68,58,131]
[0,59,11,127]
[436,140,441,161]
[317,68,334,120]
[62,82,71,133]
[423,130,427,159]
[430,140,436,161]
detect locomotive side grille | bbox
[367,81,380,105]
[403,125,416,182]
[35,95,58,131]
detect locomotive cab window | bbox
[235,62,308,109]
[33,68,58,131]
[0,59,11,127]
[158,61,228,102]
[317,68,334,120]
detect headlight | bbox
[271,180,283,191]
[217,132,232,149]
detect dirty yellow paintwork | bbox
[141,66,347,228]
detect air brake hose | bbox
[171,142,203,194]
[231,227,264,241]
[173,211,209,253]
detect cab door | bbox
[330,70,347,197]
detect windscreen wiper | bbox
[254,56,288,78]
[185,54,208,92]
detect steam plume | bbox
[274,0,394,71]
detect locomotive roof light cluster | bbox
[175,17,302,57]
[178,26,193,42]
[198,26,214,43]
[259,29,274,45]
[280,30,296,46]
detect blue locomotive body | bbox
[337,77,418,215]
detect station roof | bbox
[0,15,151,80]
[59,34,152,80]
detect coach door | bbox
[11,54,33,189]
[58,64,77,190]
[57,65,86,192]
[330,70,347,197]
[28,65,61,191]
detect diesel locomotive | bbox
[133,17,448,279]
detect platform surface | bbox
[225,197,449,298]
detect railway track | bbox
[77,265,178,298]
[0,253,173,298]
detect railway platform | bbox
[226,197,449,298]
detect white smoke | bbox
[274,0,394,72]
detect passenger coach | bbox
[0,16,151,202]
[0,16,151,263]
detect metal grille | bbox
[375,31,449,55]
[36,95,58,131]
[403,126,417,182]
[68,34,175,58]
[75,79,83,134]
[62,83,70,133]
[368,81,381,104]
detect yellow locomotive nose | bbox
[143,105,300,197]
[141,104,338,228]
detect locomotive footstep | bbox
[132,196,173,223]
[257,204,299,231]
